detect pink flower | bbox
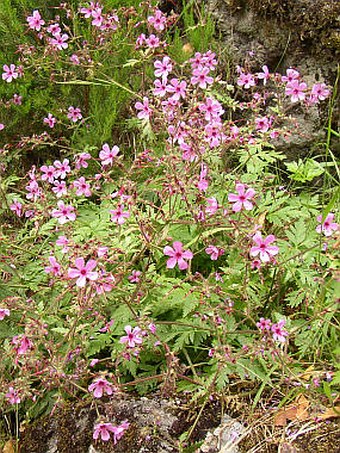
[285,80,307,103]
[190,66,214,89]
[271,320,288,343]
[12,94,22,105]
[56,235,69,253]
[93,422,116,442]
[148,9,167,31]
[110,204,130,225]
[67,106,82,122]
[47,23,61,36]
[10,200,22,217]
[99,143,119,166]
[205,197,218,216]
[73,177,92,197]
[163,241,193,270]
[135,97,152,120]
[44,113,56,128]
[12,335,33,355]
[88,378,114,398]
[25,180,42,201]
[91,8,103,27]
[205,245,224,261]
[68,258,99,287]
[0,123,4,130]
[199,97,224,121]
[281,68,300,83]
[97,246,108,258]
[255,116,271,133]
[5,387,20,405]
[256,317,271,331]
[40,164,57,183]
[70,53,80,65]
[250,233,279,263]
[0,308,10,320]
[45,256,62,276]
[145,34,160,48]
[310,83,330,102]
[52,180,67,198]
[2,64,18,83]
[166,78,187,100]
[120,325,143,348]
[237,72,256,89]
[257,65,270,85]
[50,33,69,51]
[53,159,71,179]
[316,213,338,237]
[27,10,45,31]
[128,270,141,283]
[228,183,255,212]
[75,152,91,169]
[154,56,172,79]
[51,201,76,224]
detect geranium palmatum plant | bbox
[0,0,339,448]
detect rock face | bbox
[203,0,340,154]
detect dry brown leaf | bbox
[2,439,15,453]
[298,365,315,381]
[315,406,340,420]
[274,394,310,426]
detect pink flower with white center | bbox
[199,97,224,122]
[148,9,167,31]
[68,258,99,287]
[27,10,45,31]
[166,78,187,101]
[67,106,82,122]
[135,97,152,120]
[228,183,255,212]
[110,204,130,225]
[285,80,307,102]
[52,201,76,224]
[250,233,279,263]
[75,152,91,169]
[88,378,114,398]
[191,66,214,89]
[99,143,119,166]
[128,270,142,283]
[256,317,272,332]
[153,78,168,97]
[43,113,56,128]
[205,245,224,260]
[257,65,270,85]
[271,320,288,343]
[120,325,143,348]
[50,33,69,51]
[316,213,339,237]
[145,34,160,48]
[2,64,19,83]
[0,308,10,320]
[73,177,92,197]
[12,335,33,355]
[237,72,256,89]
[91,7,103,27]
[93,422,115,442]
[10,200,22,217]
[5,387,20,405]
[163,241,193,270]
[52,180,67,198]
[205,197,218,216]
[47,23,61,36]
[45,256,62,276]
[154,56,172,80]
[56,235,69,253]
[255,116,271,133]
[53,159,71,179]
[281,68,300,83]
[25,180,42,201]
[310,83,330,102]
[40,164,57,183]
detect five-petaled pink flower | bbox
[237,72,256,89]
[205,245,224,261]
[88,378,114,398]
[0,308,10,320]
[316,213,338,237]
[154,56,172,79]
[27,10,45,31]
[73,177,92,197]
[120,325,143,348]
[99,143,119,166]
[110,204,130,225]
[191,66,214,89]
[250,233,279,263]
[44,113,56,128]
[52,201,76,224]
[67,106,82,122]
[68,258,99,287]
[228,183,255,212]
[93,421,129,443]
[45,256,62,276]
[285,80,307,103]
[50,33,69,51]
[5,387,21,405]
[163,241,193,270]
[2,64,18,83]
[135,97,152,120]
[271,320,288,343]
